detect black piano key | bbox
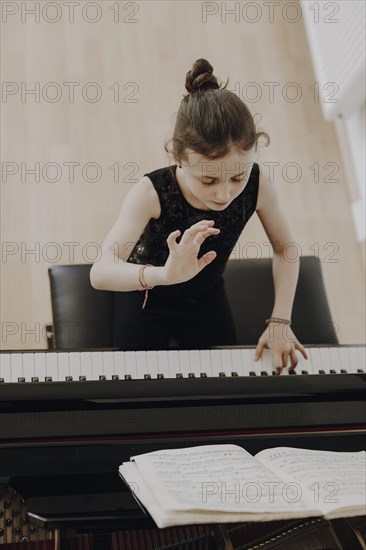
[99,375,106,381]
[231,372,238,377]
[31,376,39,382]
[176,373,183,379]
[45,376,52,382]
[112,375,119,380]
[319,370,326,374]
[124,374,132,380]
[357,369,364,373]
[301,370,309,375]
[340,369,348,373]
[18,377,25,383]
[330,369,337,374]
[0,378,4,383]
[219,372,226,377]
[272,371,277,375]
[188,373,195,378]
[79,375,86,381]
[66,376,73,382]
[249,371,256,376]
[157,373,164,379]
[260,371,268,376]
[144,374,151,380]
[289,370,297,375]
[200,372,207,378]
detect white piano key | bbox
[178,350,191,377]
[188,350,202,378]
[0,354,11,382]
[209,349,223,377]
[242,348,261,375]
[219,349,233,377]
[355,346,365,372]
[113,351,127,379]
[146,350,159,379]
[80,352,93,380]
[308,347,322,374]
[345,346,363,374]
[57,352,71,381]
[45,353,58,381]
[335,347,351,373]
[91,351,104,380]
[35,353,47,381]
[124,351,138,379]
[69,352,82,380]
[22,353,35,382]
[308,348,321,374]
[135,351,149,379]
[230,349,245,377]
[327,347,342,373]
[167,350,181,378]
[168,351,179,377]
[319,347,332,373]
[199,350,213,377]
[102,351,115,380]
[10,353,23,382]
[156,350,170,379]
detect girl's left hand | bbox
[254,324,308,374]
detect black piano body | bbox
[0,346,365,547]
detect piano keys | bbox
[1,345,365,383]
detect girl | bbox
[90,58,307,374]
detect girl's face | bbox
[176,147,257,211]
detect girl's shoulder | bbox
[255,164,279,213]
[139,175,162,220]
[118,174,162,221]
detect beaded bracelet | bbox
[138,264,154,309]
[265,317,292,326]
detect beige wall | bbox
[1,0,365,350]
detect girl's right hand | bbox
[162,220,220,285]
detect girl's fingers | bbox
[166,230,181,248]
[288,348,299,372]
[197,250,217,269]
[193,227,220,245]
[273,352,283,374]
[183,226,220,244]
[295,341,308,359]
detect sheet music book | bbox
[119,444,366,528]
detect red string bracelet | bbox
[138,264,154,309]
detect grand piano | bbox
[1,345,366,549]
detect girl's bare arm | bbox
[90,176,166,291]
[255,170,299,320]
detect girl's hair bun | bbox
[185,58,221,95]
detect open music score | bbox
[0,346,365,384]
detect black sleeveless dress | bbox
[113,163,260,350]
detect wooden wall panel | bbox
[1,0,364,349]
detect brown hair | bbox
[165,58,270,167]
